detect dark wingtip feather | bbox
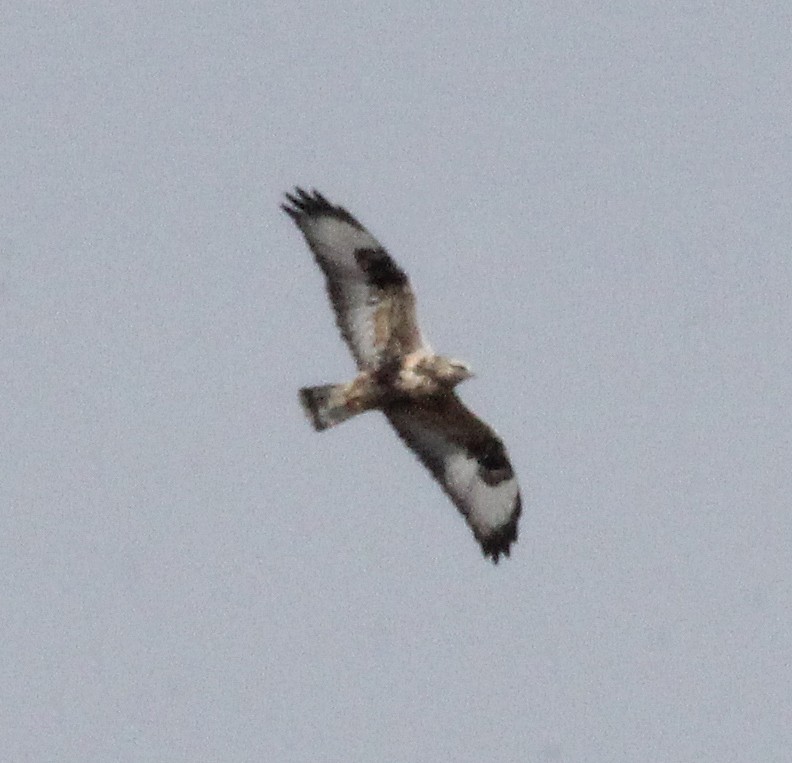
[280,202,301,222]
[281,187,365,230]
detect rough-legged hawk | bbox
[283,188,521,562]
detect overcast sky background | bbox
[2,3,790,761]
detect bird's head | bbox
[430,356,475,387]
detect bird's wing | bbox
[385,393,521,562]
[282,188,429,370]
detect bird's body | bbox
[299,350,472,429]
[282,188,521,562]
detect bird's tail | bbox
[299,383,360,431]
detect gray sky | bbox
[2,3,790,761]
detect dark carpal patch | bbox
[475,438,514,485]
[281,187,364,230]
[354,247,408,289]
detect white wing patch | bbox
[298,215,381,274]
[444,451,521,539]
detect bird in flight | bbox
[282,188,521,562]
